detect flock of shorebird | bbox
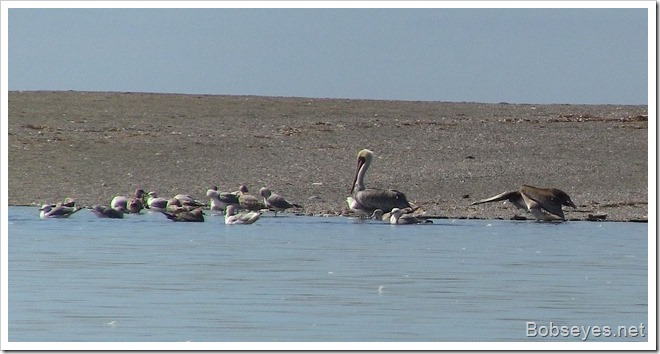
[38,148,577,225]
[39,185,300,225]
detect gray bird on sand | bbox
[259,187,302,216]
[237,185,265,212]
[206,187,241,214]
[470,185,576,221]
[349,149,412,215]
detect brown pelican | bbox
[389,208,433,225]
[470,185,576,221]
[161,207,205,222]
[237,185,265,212]
[111,189,146,214]
[39,204,82,219]
[225,205,261,225]
[90,205,125,219]
[349,149,412,214]
[259,187,302,216]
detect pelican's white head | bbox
[351,149,374,194]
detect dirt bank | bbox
[8,91,649,222]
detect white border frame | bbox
[2,1,655,351]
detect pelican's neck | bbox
[354,158,370,192]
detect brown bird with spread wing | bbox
[470,185,576,221]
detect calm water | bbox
[7,206,648,343]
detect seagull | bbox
[206,187,240,214]
[39,204,82,219]
[161,207,205,222]
[145,191,169,212]
[90,205,125,219]
[371,206,420,221]
[165,198,194,213]
[349,149,412,215]
[346,196,365,215]
[225,205,261,225]
[173,194,206,209]
[111,189,146,214]
[58,197,78,208]
[389,208,433,225]
[259,187,302,216]
[237,185,265,212]
[127,198,144,214]
[470,184,577,221]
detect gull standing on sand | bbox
[224,205,261,225]
[206,186,241,214]
[237,185,264,212]
[388,208,432,225]
[470,185,576,221]
[90,205,126,219]
[348,149,412,215]
[259,187,302,216]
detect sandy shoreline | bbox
[8,91,649,222]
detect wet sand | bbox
[8,91,649,221]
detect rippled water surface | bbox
[7,206,648,343]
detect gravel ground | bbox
[8,91,649,222]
